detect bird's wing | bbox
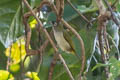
[63,30,76,53]
[63,30,80,59]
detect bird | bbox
[51,21,80,58]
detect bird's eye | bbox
[54,22,57,26]
[50,21,58,26]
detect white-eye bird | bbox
[52,21,80,58]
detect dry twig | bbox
[103,0,120,28]
[48,53,58,80]
[22,0,75,80]
[61,19,85,80]
[67,0,91,24]
[95,0,111,79]
[6,44,12,71]
[48,1,85,79]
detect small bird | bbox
[52,21,80,58]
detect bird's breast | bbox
[53,28,71,53]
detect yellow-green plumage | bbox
[63,29,76,54]
[53,23,73,53]
[52,22,78,57]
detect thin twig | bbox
[36,52,43,73]
[48,2,85,79]
[48,53,58,80]
[95,0,110,79]
[107,33,120,60]
[6,44,12,71]
[56,0,64,22]
[23,55,28,67]
[22,0,75,80]
[103,23,110,61]
[95,0,106,15]
[19,38,24,79]
[103,0,120,28]
[67,0,91,24]
[22,35,49,64]
[36,38,50,73]
[85,34,97,73]
[61,19,85,80]
[97,18,110,79]
[111,0,119,7]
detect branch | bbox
[111,0,119,7]
[95,0,106,15]
[19,38,25,79]
[22,0,75,80]
[61,19,85,80]
[67,0,91,24]
[107,33,120,60]
[95,0,110,79]
[47,2,85,80]
[103,0,120,28]
[6,44,12,71]
[48,53,58,80]
[56,0,64,22]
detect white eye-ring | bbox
[54,22,57,26]
[50,21,57,26]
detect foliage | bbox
[0,0,120,80]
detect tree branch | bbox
[67,0,91,24]
[111,0,119,7]
[95,0,111,79]
[61,19,85,80]
[22,0,75,80]
[48,53,58,80]
[6,44,12,71]
[103,0,120,28]
[45,1,85,79]
[44,1,86,79]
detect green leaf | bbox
[92,63,109,71]
[109,57,120,79]
[0,0,24,48]
[29,0,42,8]
[116,3,120,12]
[73,28,96,59]
[70,0,92,6]
[47,4,78,23]
[46,2,97,28]
[52,54,80,80]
